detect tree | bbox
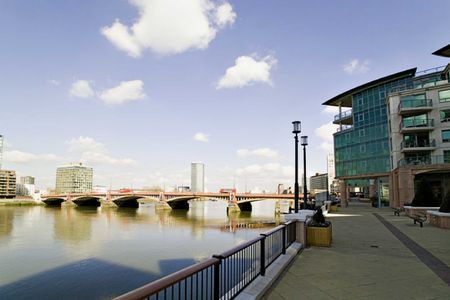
[411,179,441,207]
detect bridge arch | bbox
[72,196,103,207]
[112,195,144,208]
[42,197,65,206]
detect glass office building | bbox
[325,70,416,182]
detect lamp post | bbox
[292,121,301,213]
[301,136,308,209]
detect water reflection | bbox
[0,207,14,237]
[0,199,281,299]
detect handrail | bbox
[115,220,298,300]
[114,258,220,300]
[260,224,285,237]
[214,235,264,258]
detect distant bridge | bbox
[41,191,299,212]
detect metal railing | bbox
[397,99,432,113]
[398,155,450,167]
[336,124,353,133]
[400,139,436,150]
[334,109,352,121]
[399,119,434,131]
[115,221,297,300]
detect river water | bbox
[0,200,286,299]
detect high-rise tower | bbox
[191,162,204,192]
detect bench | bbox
[408,214,427,227]
[393,207,404,216]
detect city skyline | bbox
[1,1,449,192]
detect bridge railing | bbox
[114,220,298,300]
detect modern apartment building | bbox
[324,45,450,206]
[388,65,450,206]
[0,170,16,198]
[191,162,204,192]
[55,162,93,194]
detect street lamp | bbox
[292,121,301,213]
[301,136,308,209]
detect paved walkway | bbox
[264,203,450,300]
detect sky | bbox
[1,0,449,193]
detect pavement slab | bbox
[263,203,450,300]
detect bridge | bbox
[41,191,299,212]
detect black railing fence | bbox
[115,221,297,300]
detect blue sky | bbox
[1,0,449,192]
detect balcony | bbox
[333,109,353,125]
[399,119,434,133]
[398,155,450,167]
[335,124,353,133]
[397,99,432,115]
[400,139,436,152]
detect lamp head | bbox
[292,121,301,134]
[301,135,308,146]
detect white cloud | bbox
[235,163,293,178]
[47,79,61,86]
[217,55,276,89]
[215,3,236,27]
[101,0,236,57]
[4,150,63,163]
[343,59,370,74]
[237,148,279,159]
[321,106,339,114]
[69,80,95,98]
[315,122,338,152]
[66,136,137,166]
[194,132,209,142]
[99,80,145,105]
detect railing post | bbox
[260,236,266,276]
[213,260,220,300]
[282,225,286,255]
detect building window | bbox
[439,89,450,103]
[400,93,426,108]
[440,110,450,123]
[444,151,450,163]
[442,130,450,143]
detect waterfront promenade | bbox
[265,203,450,299]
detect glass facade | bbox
[334,77,411,177]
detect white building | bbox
[191,162,204,192]
[0,134,3,170]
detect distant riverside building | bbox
[191,162,204,192]
[93,185,108,193]
[310,173,328,193]
[0,134,3,170]
[0,170,16,198]
[20,176,35,185]
[177,185,190,192]
[17,176,36,197]
[55,162,93,194]
[324,45,450,206]
[327,153,335,191]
